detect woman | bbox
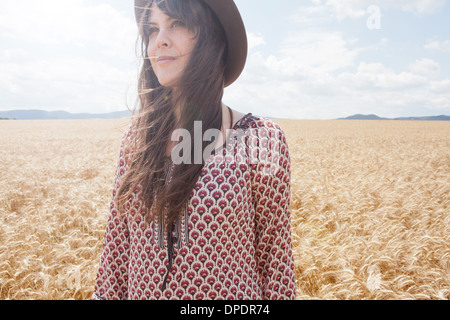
[92,0,296,300]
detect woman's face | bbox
[146,3,198,87]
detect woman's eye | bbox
[171,20,186,29]
[147,27,159,35]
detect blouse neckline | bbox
[163,113,254,163]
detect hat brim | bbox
[134,0,247,87]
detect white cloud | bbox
[425,38,450,52]
[225,28,362,119]
[1,49,28,61]
[393,0,448,14]
[335,62,450,114]
[247,32,266,50]
[289,5,333,26]
[338,62,428,90]
[430,79,450,98]
[0,1,139,113]
[279,31,360,73]
[0,57,137,113]
[308,0,448,21]
[227,30,449,119]
[316,0,368,20]
[408,58,440,78]
[0,0,136,58]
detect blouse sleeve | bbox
[93,126,133,300]
[249,119,296,300]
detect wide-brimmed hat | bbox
[134,0,247,87]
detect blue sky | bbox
[1,0,449,119]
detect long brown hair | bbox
[117,0,228,229]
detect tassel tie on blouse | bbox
[161,222,177,292]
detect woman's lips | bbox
[156,56,176,64]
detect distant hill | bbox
[340,114,388,120]
[338,114,450,121]
[0,109,131,120]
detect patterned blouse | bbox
[92,114,296,300]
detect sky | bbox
[1,0,450,120]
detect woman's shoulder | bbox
[237,113,287,137]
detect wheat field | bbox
[0,118,449,300]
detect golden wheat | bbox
[0,118,449,300]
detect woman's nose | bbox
[156,29,170,48]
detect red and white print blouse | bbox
[93,114,296,300]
